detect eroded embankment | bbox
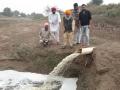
[63,42,120,90]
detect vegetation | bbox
[13,10,20,17]
[30,12,45,20]
[2,7,13,17]
[88,3,120,17]
[10,43,70,73]
[0,7,46,20]
[90,0,103,5]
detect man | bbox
[62,10,73,49]
[48,7,61,45]
[79,4,92,47]
[39,22,51,47]
[72,3,81,45]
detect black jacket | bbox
[63,16,73,32]
[79,10,92,26]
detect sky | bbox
[0,0,120,14]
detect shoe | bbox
[69,46,73,49]
[56,42,60,45]
[76,43,80,44]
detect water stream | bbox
[0,47,94,90]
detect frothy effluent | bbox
[0,70,77,90]
[0,47,94,90]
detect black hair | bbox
[82,4,86,7]
[74,3,78,7]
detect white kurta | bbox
[48,12,61,42]
[48,12,61,32]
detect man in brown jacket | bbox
[39,23,51,47]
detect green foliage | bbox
[89,4,120,17]
[10,43,70,72]
[1,7,45,19]
[30,12,45,20]
[91,0,103,5]
[2,7,26,17]
[20,13,26,17]
[13,10,20,16]
[2,7,13,16]
[106,6,120,17]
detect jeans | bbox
[80,25,90,46]
[74,26,81,44]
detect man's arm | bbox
[88,11,92,24]
[63,17,65,26]
[39,29,43,40]
[63,17,66,32]
[56,12,61,23]
[48,31,51,39]
[88,11,92,29]
[48,14,52,24]
[79,12,81,27]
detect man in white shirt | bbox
[48,7,61,45]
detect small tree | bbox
[13,10,20,17]
[30,12,45,20]
[31,12,36,17]
[20,13,26,17]
[2,7,13,16]
[44,6,51,16]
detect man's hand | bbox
[88,25,91,29]
[51,21,56,25]
[89,20,93,30]
[88,24,93,30]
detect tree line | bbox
[0,0,104,18]
[90,0,103,5]
[0,7,45,20]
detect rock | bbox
[96,67,110,75]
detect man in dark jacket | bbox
[72,3,81,45]
[62,10,73,48]
[79,4,92,47]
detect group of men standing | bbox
[39,3,92,48]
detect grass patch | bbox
[10,43,70,73]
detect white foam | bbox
[0,70,78,90]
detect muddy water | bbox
[0,70,77,90]
[0,47,94,90]
[37,47,94,90]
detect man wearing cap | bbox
[39,23,51,47]
[72,3,81,45]
[48,7,61,45]
[62,10,73,49]
[79,4,92,47]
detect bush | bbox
[88,4,120,17]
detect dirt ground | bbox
[0,17,120,90]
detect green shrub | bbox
[89,4,120,17]
[10,43,70,73]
